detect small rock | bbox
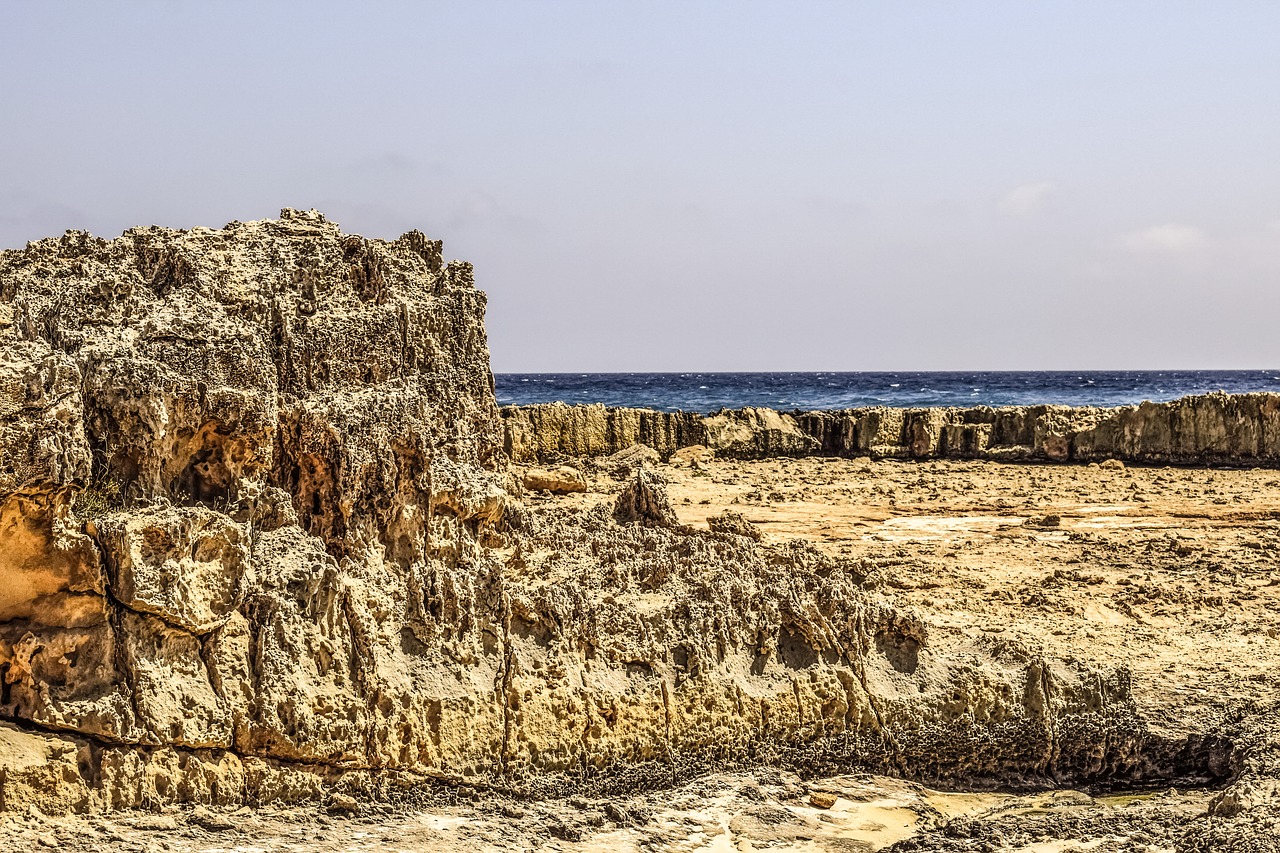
[602,443,661,476]
[191,806,238,831]
[522,466,588,494]
[327,794,362,815]
[809,791,838,809]
[1049,789,1093,806]
[499,802,526,819]
[603,801,651,826]
[707,509,762,540]
[547,819,582,842]
[669,444,714,467]
[1100,458,1125,470]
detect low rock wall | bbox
[503,392,1280,466]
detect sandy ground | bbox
[11,457,1277,852]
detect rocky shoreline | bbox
[503,392,1280,466]
[1,212,1276,850]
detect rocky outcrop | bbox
[502,404,818,462]
[505,394,1280,466]
[502,402,704,463]
[520,465,587,494]
[706,509,761,540]
[612,467,678,526]
[798,394,1280,464]
[0,212,1235,815]
[0,210,504,809]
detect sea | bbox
[494,370,1280,414]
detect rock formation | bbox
[1,210,503,809]
[612,466,679,527]
[706,509,761,541]
[504,393,1280,466]
[0,211,1240,814]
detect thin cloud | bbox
[1121,223,1210,254]
[997,181,1055,217]
[0,191,92,247]
[446,191,543,237]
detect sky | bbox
[3,2,1279,371]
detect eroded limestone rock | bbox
[707,509,761,540]
[613,467,679,527]
[520,466,588,495]
[0,211,1235,814]
[505,393,1280,465]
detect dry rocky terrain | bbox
[12,456,1279,851]
[2,211,1277,851]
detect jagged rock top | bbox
[2,208,483,395]
[1,209,503,565]
[1,209,502,500]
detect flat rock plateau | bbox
[0,211,1276,851]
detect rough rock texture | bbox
[502,402,704,463]
[597,442,661,478]
[0,212,1248,816]
[0,210,502,810]
[706,509,761,540]
[503,393,1280,465]
[799,395,1280,464]
[520,465,587,494]
[612,467,679,527]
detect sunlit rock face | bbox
[0,211,1198,813]
[504,393,1280,464]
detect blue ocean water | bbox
[494,371,1280,414]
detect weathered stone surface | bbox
[520,465,587,494]
[506,393,1280,466]
[706,509,760,540]
[0,211,1244,814]
[613,467,679,527]
[703,407,820,458]
[668,444,713,468]
[0,340,89,495]
[0,722,91,814]
[0,211,507,806]
[599,442,661,476]
[97,506,250,634]
[503,402,704,462]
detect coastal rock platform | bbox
[1,212,1276,850]
[503,393,1280,467]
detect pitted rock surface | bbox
[0,211,1252,819]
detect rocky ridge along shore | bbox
[503,393,1280,466]
[0,212,1276,849]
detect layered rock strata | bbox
[504,393,1280,465]
[0,212,1235,814]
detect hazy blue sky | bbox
[4,2,1279,370]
